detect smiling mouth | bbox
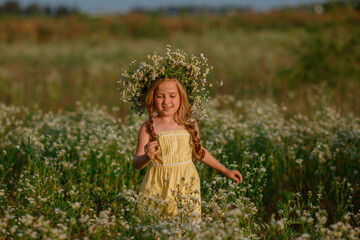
[162,106,172,111]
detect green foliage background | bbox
[0,5,359,116]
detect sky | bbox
[0,0,328,14]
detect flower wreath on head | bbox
[118,45,222,119]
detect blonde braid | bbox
[147,110,157,142]
[185,122,205,161]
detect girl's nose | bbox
[163,96,170,104]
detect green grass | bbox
[0,10,359,116]
[0,97,359,239]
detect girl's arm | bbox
[133,123,158,170]
[195,124,242,184]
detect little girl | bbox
[119,46,242,220]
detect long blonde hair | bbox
[145,78,205,161]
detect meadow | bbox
[1,4,360,239]
[0,97,359,239]
[0,6,360,116]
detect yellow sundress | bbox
[139,130,201,220]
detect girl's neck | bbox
[153,116,186,133]
[156,115,178,123]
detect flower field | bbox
[1,96,359,239]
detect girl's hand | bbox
[224,169,243,184]
[144,141,158,160]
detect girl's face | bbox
[154,80,181,117]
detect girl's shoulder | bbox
[138,121,150,136]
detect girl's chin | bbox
[159,111,174,116]
[158,109,178,117]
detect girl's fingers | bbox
[234,172,242,182]
[231,171,242,184]
[225,169,243,184]
[144,141,158,159]
[148,141,158,146]
[145,141,158,151]
[146,141,158,150]
[235,172,242,181]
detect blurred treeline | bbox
[0,1,359,117]
[0,0,79,16]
